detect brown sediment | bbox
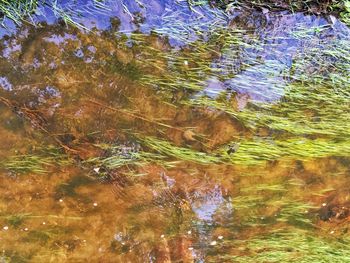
[0,96,78,154]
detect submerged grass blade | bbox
[141,136,222,164]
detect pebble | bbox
[210,241,217,246]
[3,226,8,231]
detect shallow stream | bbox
[0,1,349,262]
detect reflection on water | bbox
[0,1,349,262]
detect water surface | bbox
[0,1,349,262]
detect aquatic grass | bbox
[136,26,260,92]
[0,0,38,25]
[232,194,265,209]
[153,0,228,43]
[82,142,188,176]
[275,202,316,226]
[232,178,317,226]
[214,228,350,262]
[0,0,226,32]
[89,134,350,168]
[0,147,71,174]
[137,7,350,100]
[171,26,350,166]
[0,1,349,261]
[234,202,315,228]
[219,176,346,260]
[1,6,347,170]
[83,137,223,172]
[1,154,54,174]
[190,77,349,139]
[237,79,349,138]
[213,0,350,25]
[141,136,222,164]
[219,138,350,166]
[0,0,111,29]
[340,0,350,25]
[84,144,167,170]
[84,136,219,168]
[0,213,81,230]
[240,183,287,193]
[0,213,82,224]
[2,213,30,227]
[49,1,88,30]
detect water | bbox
[0,1,349,262]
